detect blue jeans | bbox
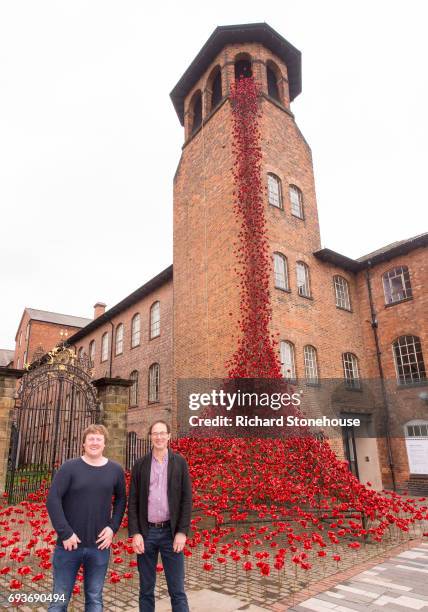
[48,546,110,611]
[137,527,189,612]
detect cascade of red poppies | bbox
[226,76,282,379]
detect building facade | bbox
[9,24,427,491]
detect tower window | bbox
[209,67,222,111]
[150,301,160,339]
[342,352,360,389]
[273,253,289,290]
[115,323,124,356]
[235,54,252,80]
[296,261,311,298]
[101,332,109,363]
[131,313,141,348]
[289,185,304,219]
[267,173,282,208]
[280,341,296,380]
[267,64,280,102]
[190,91,202,134]
[382,266,412,305]
[393,335,426,385]
[334,276,351,311]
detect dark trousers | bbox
[48,546,110,611]
[137,527,189,612]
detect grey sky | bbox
[1,1,427,349]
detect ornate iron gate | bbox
[6,346,100,504]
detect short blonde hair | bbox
[82,424,109,444]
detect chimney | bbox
[93,302,106,319]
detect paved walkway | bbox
[287,541,428,612]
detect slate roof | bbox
[0,349,14,367]
[25,308,92,328]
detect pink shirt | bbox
[147,453,170,523]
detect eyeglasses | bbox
[150,432,169,438]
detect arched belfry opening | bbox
[234,54,252,80]
[190,90,202,134]
[267,61,281,103]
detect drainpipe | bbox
[365,262,397,491]
[109,321,114,378]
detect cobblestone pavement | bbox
[287,541,428,612]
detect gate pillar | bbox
[0,367,24,495]
[93,377,133,468]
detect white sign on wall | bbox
[405,438,428,475]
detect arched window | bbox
[129,370,139,407]
[23,351,27,366]
[393,335,426,385]
[334,276,351,311]
[342,353,360,389]
[382,266,412,305]
[266,61,281,102]
[208,66,222,111]
[280,341,296,380]
[131,313,140,348]
[273,253,289,290]
[296,261,311,298]
[101,332,109,362]
[148,363,160,403]
[235,54,252,80]
[89,340,95,366]
[115,323,124,355]
[289,185,304,219]
[190,90,202,134]
[150,301,160,339]
[77,347,84,361]
[267,173,282,208]
[304,345,319,383]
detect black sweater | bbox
[46,458,126,547]
[128,450,192,538]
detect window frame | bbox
[382,266,413,306]
[129,370,139,407]
[267,173,283,209]
[131,313,141,348]
[101,332,109,363]
[149,301,160,340]
[115,323,124,356]
[148,363,160,403]
[334,275,352,311]
[392,335,426,386]
[296,261,311,298]
[280,340,296,381]
[273,252,289,291]
[289,185,304,219]
[303,345,319,384]
[89,340,95,366]
[342,352,360,389]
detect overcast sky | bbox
[1,1,427,349]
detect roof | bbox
[170,22,302,125]
[68,265,173,344]
[314,232,428,272]
[0,349,14,367]
[25,308,92,328]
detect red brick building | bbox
[10,24,427,491]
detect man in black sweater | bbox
[128,420,192,612]
[46,424,126,611]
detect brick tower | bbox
[171,23,325,384]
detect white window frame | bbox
[342,352,360,389]
[382,266,412,305]
[115,323,124,356]
[304,345,319,383]
[296,261,311,298]
[280,341,296,380]
[131,313,141,348]
[150,302,160,339]
[89,340,95,365]
[267,173,282,209]
[334,275,351,311]
[129,370,138,407]
[289,185,304,219]
[273,253,289,290]
[393,335,426,385]
[148,363,160,403]
[101,332,109,363]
